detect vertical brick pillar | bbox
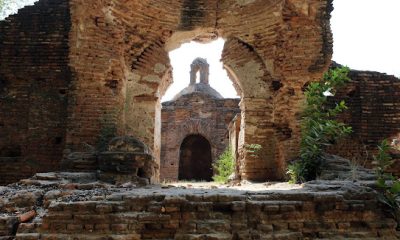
[237,98,284,181]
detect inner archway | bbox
[179,134,213,181]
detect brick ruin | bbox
[0,0,337,184]
[0,0,399,183]
[160,58,240,181]
[0,0,400,239]
[0,0,398,184]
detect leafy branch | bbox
[288,67,352,183]
[373,139,400,227]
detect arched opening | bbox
[179,134,213,181]
[162,38,239,102]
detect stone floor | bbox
[0,171,399,239]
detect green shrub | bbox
[287,161,304,184]
[287,67,352,183]
[373,140,400,227]
[213,148,235,183]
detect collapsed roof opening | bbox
[162,38,240,102]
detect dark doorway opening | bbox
[179,134,213,181]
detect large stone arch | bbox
[63,0,333,182]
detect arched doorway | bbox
[179,134,213,181]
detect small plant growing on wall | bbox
[373,139,400,228]
[288,67,352,183]
[213,147,235,183]
[287,161,304,184]
[245,143,262,157]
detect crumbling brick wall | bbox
[14,186,399,239]
[327,68,400,174]
[0,0,71,184]
[0,0,334,183]
[0,0,398,183]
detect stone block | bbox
[94,223,110,232]
[15,233,41,240]
[110,224,128,232]
[231,201,246,211]
[66,224,83,231]
[95,203,114,214]
[263,204,280,213]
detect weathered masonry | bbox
[1,1,400,239]
[2,179,399,239]
[0,0,335,183]
[1,0,399,184]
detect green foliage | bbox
[373,140,400,226]
[245,143,262,157]
[213,148,235,183]
[374,139,395,178]
[287,161,304,184]
[288,67,352,183]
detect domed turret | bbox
[172,58,223,100]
